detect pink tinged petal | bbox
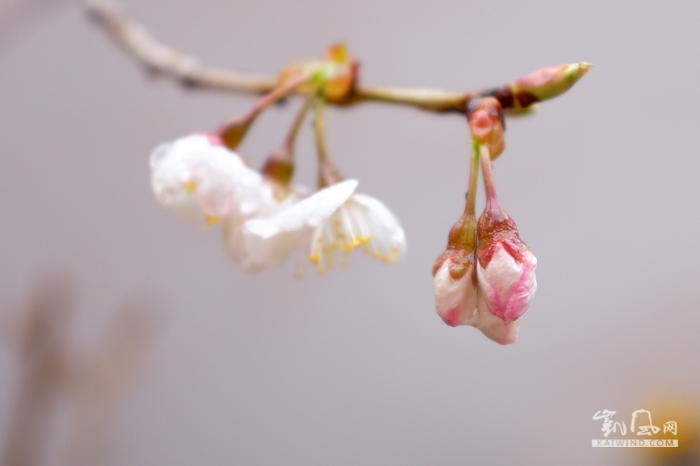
[242,179,358,268]
[192,145,262,218]
[433,259,477,327]
[477,243,537,324]
[473,294,520,345]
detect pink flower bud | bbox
[513,62,591,105]
[476,206,537,325]
[433,254,478,327]
[433,214,478,327]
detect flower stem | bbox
[465,141,479,217]
[249,74,310,121]
[284,92,315,153]
[261,92,315,185]
[218,74,310,149]
[313,96,343,186]
[479,143,499,207]
[313,95,328,162]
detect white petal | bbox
[242,179,358,267]
[193,148,263,217]
[222,218,261,271]
[223,181,309,270]
[244,180,357,239]
[352,193,406,261]
[149,141,174,169]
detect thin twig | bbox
[77,0,475,113]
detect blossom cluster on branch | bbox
[151,45,406,276]
[146,40,589,344]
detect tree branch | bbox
[77,0,475,113]
[77,0,589,115]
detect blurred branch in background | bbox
[0,274,162,466]
[0,275,74,466]
[0,0,68,51]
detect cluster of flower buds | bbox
[433,97,539,345]
[431,62,590,343]
[150,44,406,275]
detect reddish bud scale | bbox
[476,204,525,268]
[433,247,476,282]
[433,212,477,287]
[218,113,254,150]
[261,151,294,186]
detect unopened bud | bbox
[491,62,591,113]
[218,114,253,150]
[321,43,359,103]
[472,293,520,345]
[467,97,505,159]
[475,203,537,325]
[261,145,294,187]
[432,213,478,327]
[277,43,358,103]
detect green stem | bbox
[284,92,315,153]
[465,141,479,217]
[313,95,344,187]
[313,95,329,163]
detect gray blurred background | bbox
[1,0,699,465]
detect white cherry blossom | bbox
[150,134,263,225]
[306,191,406,274]
[242,179,359,270]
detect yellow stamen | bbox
[343,240,361,253]
[205,215,221,225]
[183,180,197,194]
[309,253,320,265]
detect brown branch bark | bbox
[77,0,475,113]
